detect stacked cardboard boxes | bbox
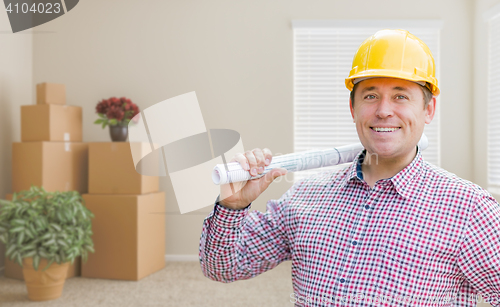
[5,83,87,280]
[82,142,165,281]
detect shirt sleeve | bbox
[198,184,298,283]
[457,193,500,306]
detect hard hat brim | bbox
[345,69,440,96]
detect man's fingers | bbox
[252,149,266,174]
[232,153,249,170]
[272,168,288,179]
[245,150,259,176]
[230,148,274,177]
[262,148,273,166]
[259,168,288,191]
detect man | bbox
[199,29,500,306]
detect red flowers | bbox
[94,97,140,129]
[106,105,124,121]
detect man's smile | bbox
[370,127,401,132]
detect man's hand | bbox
[219,148,287,210]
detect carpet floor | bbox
[0,261,294,307]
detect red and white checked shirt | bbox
[199,148,500,306]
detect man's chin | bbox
[364,144,418,163]
[364,144,401,159]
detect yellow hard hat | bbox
[345,29,439,96]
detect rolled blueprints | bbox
[212,134,428,185]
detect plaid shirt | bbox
[199,148,500,306]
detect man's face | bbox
[349,77,436,161]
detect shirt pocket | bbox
[375,240,438,297]
[383,239,437,272]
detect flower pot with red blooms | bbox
[94,97,140,142]
[109,124,129,142]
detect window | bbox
[486,8,500,193]
[293,20,442,181]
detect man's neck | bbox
[361,147,417,188]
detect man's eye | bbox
[365,94,376,100]
[396,95,408,100]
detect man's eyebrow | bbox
[360,86,410,93]
[393,86,409,91]
[360,86,377,93]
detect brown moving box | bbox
[21,104,82,142]
[88,142,159,194]
[12,142,88,193]
[36,82,65,105]
[2,194,81,280]
[81,192,165,280]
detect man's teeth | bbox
[372,127,400,132]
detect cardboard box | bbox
[2,194,81,280]
[12,142,88,193]
[21,104,82,142]
[88,142,159,194]
[36,82,66,105]
[81,192,166,280]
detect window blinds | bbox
[293,22,441,182]
[487,15,500,192]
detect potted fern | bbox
[0,186,95,301]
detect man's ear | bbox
[425,97,437,124]
[349,98,355,122]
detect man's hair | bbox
[349,82,433,109]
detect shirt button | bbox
[352,241,358,246]
[340,278,346,283]
[364,205,370,210]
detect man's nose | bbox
[375,96,394,118]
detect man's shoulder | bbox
[292,165,351,193]
[421,161,493,200]
[275,166,351,211]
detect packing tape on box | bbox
[128,92,244,214]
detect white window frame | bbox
[292,20,443,182]
[484,4,500,194]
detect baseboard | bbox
[165,254,199,262]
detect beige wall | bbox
[29,0,475,257]
[0,11,33,273]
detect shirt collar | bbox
[341,146,424,199]
[342,149,366,186]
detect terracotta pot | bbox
[109,125,128,142]
[22,257,70,301]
